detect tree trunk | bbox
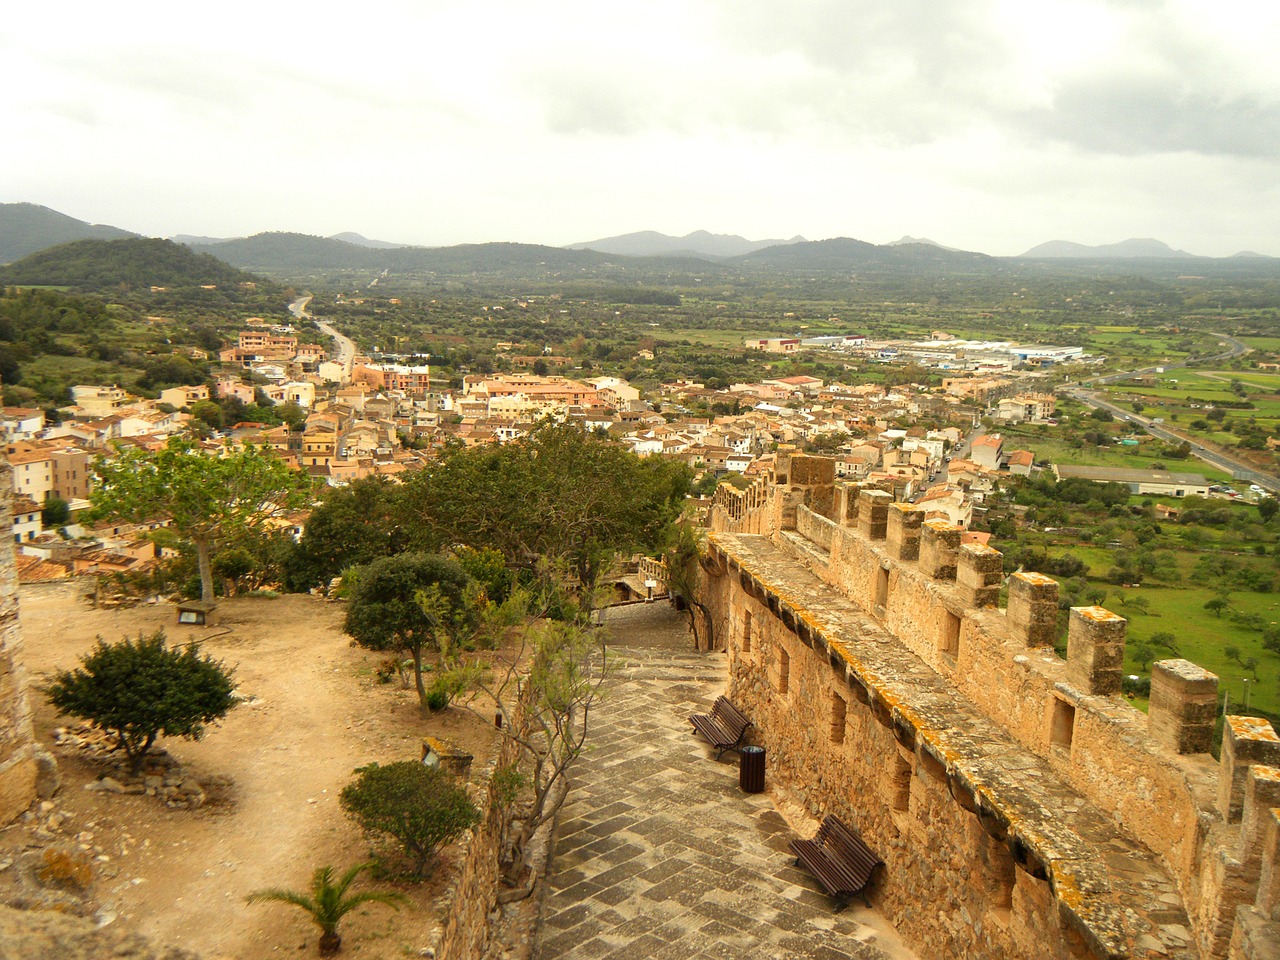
[195,537,215,604]
[410,644,428,711]
[318,931,341,956]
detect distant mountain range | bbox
[1019,238,1203,259]
[2,203,1276,282]
[567,230,805,259]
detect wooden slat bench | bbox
[689,696,752,759]
[789,815,883,909]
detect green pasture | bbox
[998,429,1235,480]
[1114,586,1280,716]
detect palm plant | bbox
[246,862,408,956]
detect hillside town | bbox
[0,319,1112,586]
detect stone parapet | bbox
[706,531,1200,960]
[1149,659,1219,755]
[918,519,961,580]
[833,482,861,527]
[956,543,1002,608]
[1219,717,1280,823]
[1065,605,1127,696]
[1241,766,1280,879]
[1260,808,1280,921]
[1005,572,1059,647]
[885,503,922,561]
[855,489,891,540]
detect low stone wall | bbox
[430,680,534,960]
[432,729,522,960]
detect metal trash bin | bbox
[740,745,765,793]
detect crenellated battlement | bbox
[701,455,1280,960]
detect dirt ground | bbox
[4,583,501,959]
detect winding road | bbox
[1063,334,1277,493]
[289,295,355,384]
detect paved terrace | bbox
[535,603,912,960]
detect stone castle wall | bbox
[0,458,38,825]
[703,456,1280,960]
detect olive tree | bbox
[44,631,237,773]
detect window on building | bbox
[778,648,790,695]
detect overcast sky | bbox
[5,0,1279,257]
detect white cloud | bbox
[2,0,1278,255]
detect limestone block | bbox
[957,543,1003,608]
[886,504,922,561]
[1149,659,1219,755]
[0,755,36,826]
[833,483,860,527]
[1219,717,1280,823]
[1259,807,1280,921]
[789,455,835,487]
[919,520,962,580]
[1065,606,1127,696]
[1241,766,1280,876]
[1006,572,1059,648]
[856,489,892,541]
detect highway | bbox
[1062,334,1277,493]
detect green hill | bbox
[0,203,136,264]
[0,237,260,291]
[188,232,385,272]
[189,232,614,278]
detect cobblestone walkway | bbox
[535,605,899,960]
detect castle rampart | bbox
[702,455,1280,960]
[0,459,38,825]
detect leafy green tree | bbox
[401,423,690,599]
[343,553,474,711]
[1204,595,1231,618]
[1259,498,1278,522]
[285,477,407,591]
[41,496,70,528]
[339,762,479,877]
[1129,638,1155,671]
[1150,631,1182,658]
[89,436,313,602]
[43,631,236,773]
[246,862,407,956]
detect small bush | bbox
[340,761,480,876]
[425,686,450,711]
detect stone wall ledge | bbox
[708,531,1198,960]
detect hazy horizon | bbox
[5,1,1279,258]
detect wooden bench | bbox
[689,696,752,759]
[789,815,883,909]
